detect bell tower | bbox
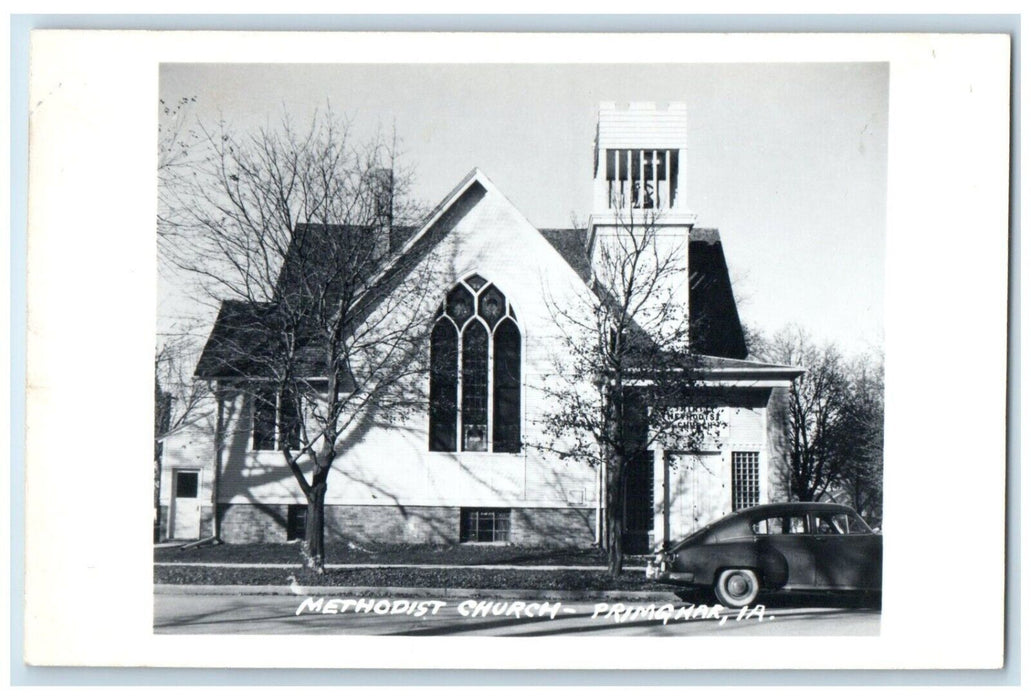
[587,102,697,333]
[590,101,694,216]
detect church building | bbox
[158,102,803,553]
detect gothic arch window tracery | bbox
[429,275,521,453]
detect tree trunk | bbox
[303,482,327,574]
[607,514,624,576]
[605,452,625,576]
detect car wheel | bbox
[714,569,760,607]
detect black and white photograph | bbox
[153,61,888,636]
[21,29,1009,670]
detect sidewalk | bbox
[154,583,680,602]
[154,561,645,571]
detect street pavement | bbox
[154,590,880,636]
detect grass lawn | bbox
[154,564,674,592]
[154,542,664,591]
[154,541,648,567]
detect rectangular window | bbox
[280,389,302,450]
[731,451,761,511]
[252,385,303,451]
[286,504,307,541]
[460,508,511,543]
[252,387,277,451]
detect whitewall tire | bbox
[714,569,760,607]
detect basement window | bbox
[460,508,511,543]
[286,505,307,541]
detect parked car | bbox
[646,502,882,607]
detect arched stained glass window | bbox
[461,321,489,451]
[429,320,458,452]
[428,275,522,454]
[493,318,521,453]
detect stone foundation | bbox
[215,503,596,546]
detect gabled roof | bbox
[538,228,592,283]
[194,300,274,378]
[273,223,417,299]
[196,169,776,379]
[196,171,494,380]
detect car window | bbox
[814,512,875,534]
[842,513,873,534]
[751,517,783,534]
[751,516,806,534]
[715,518,754,541]
[813,514,845,535]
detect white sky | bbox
[159,62,887,355]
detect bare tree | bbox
[758,327,883,521]
[157,96,200,253]
[159,106,434,572]
[154,330,212,542]
[538,209,723,576]
[833,354,884,527]
[761,327,851,501]
[158,96,198,172]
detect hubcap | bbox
[728,574,749,596]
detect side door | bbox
[666,451,727,541]
[170,470,201,540]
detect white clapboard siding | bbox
[215,180,598,510]
[725,405,766,447]
[597,102,688,149]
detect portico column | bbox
[653,444,668,548]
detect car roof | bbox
[730,502,858,519]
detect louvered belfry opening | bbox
[605,148,679,210]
